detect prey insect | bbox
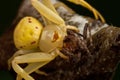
[8,0,105,80]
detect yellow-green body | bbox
[14,17,43,50]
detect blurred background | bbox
[0,0,120,80]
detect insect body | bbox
[9,0,105,80]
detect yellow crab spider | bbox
[10,0,75,80]
[9,0,105,80]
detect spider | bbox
[8,0,105,80]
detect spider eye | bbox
[14,17,43,50]
[39,25,65,52]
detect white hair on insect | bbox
[68,14,88,34]
[51,0,58,4]
[56,6,70,14]
[90,23,108,35]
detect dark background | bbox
[0,0,120,80]
[0,0,21,35]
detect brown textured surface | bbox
[0,28,16,69]
[0,0,120,80]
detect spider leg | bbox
[40,0,58,25]
[31,0,65,26]
[16,62,50,80]
[35,69,48,76]
[66,25,79,32]
[24,62,50,75]
[8,49,40,70]
[41,0,58,14]
[68,0,105,22]
[55,49,69,59]
[8,50,25,70]
[12,52,57,80]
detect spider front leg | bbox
[8,49,40,70]
[68,0,105,22]
[12,52,57,80]
[31,0,65,26]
